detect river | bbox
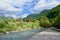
[0,28,45,40]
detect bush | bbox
[39,16,52,28]
[0,17,41,33]
[53,14,60,29]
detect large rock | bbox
[29,28,60,40]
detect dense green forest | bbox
[0,4,60,33]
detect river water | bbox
[0,28,45,40]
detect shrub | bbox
[0,17,41,32]
[39,16,52,28]
[53,14,60,28]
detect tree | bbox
[39,16,51,27]
[54,14,60,29]
[16,17,22,22]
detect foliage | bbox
[0,4,60,33]
[53,14,60,28]
[0,17,40,32]
[39,16,52,27]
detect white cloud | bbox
[0,0,23,14]
[12,15,16,18]
[4,14,10,17]
[22,14,29,18]
[20,14,29,18]
[34,0,60,11]
[5,14,17,18]
[0,0,33,15]
[9,14,29,18]
[1,0,60,18]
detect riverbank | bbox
[0,28,45,40]
[29,28,60,40]
[0,27,44,34]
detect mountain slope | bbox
[24,10,49,19]
[46,4,60,19]
[24,4,60,20]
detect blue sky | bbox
[0,0,60,18]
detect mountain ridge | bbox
[24,4,60,20]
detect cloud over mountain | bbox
[0,0,60,18]
[34,0,60,11]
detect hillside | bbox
[46,5,60,19]
[24,4,60,20]
[24,10,49,20]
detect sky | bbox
[0,0,60,18]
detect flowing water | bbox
[0,28,45,40]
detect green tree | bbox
[54,14,60,28]
[16,17,22,22]
[39,16,51,27]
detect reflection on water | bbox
[0,28,45,40]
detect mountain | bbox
[24,10,49,19]
[46,4,60,19]
[24,4,60,20]
[26,5,60,19]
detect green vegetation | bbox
[0,4,60,33]
[0,17,41,33]
[53,14,60,29]
[24,4,60,28]
[39,16,51,28]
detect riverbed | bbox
[0,28,45,40]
